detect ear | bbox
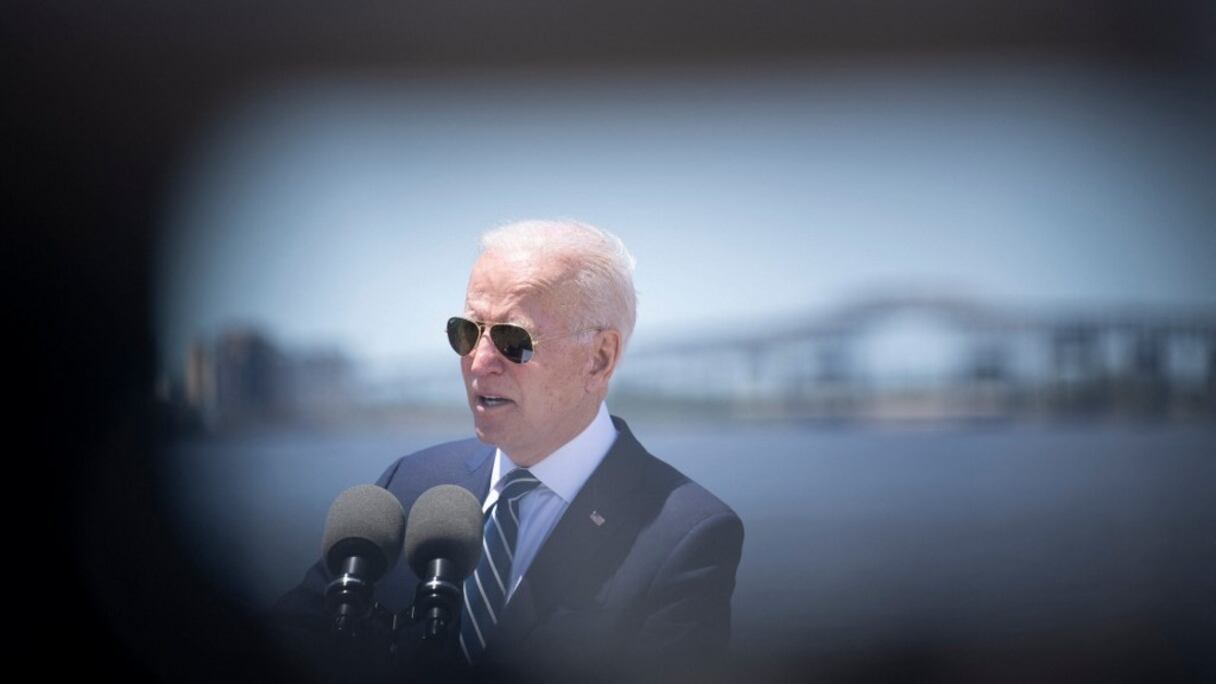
[584,329,622,394]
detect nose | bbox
[467,327,505,375]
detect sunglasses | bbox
[447,316,604,364]
[446,317,538,364]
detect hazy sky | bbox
[156,58,1215,374]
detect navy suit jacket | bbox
[273,416,744,681]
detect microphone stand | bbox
[391,558,466,678]
[324,558,395,682]
[321,557,470,681]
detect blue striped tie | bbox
[459,468,541,664]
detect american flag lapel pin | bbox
[589,510,606,526]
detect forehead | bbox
[463,251,575,327]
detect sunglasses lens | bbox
[490,324,534,364]
[446,317,480,356]
[446,317,535,363]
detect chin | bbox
[471,419,505,448]
[471,422,491,443]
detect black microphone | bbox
[321,484,406,636]
[403,485,483,648]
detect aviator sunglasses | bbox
[446,316,601,364]
[446,317,539,364]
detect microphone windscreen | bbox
[404,485,483,579]
[321,484,406,578]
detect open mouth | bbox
[477,395,513,408]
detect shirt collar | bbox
[489,402,618,504]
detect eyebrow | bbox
[463,308,532,329]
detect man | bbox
[273,220,744,682]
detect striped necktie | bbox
[459,467,541,664]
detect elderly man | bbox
[274,220,744,681]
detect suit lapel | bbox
[459,444,495,499]
[491,417,649,651]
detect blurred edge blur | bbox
[11,1,1214,682]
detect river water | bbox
[165,421,1215,680]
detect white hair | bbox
[480,219,637,348]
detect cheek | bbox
[538,363,584,405]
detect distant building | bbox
[284,348,356,417]
[184,341,215,422]
[215,328,285,423]
[174,328,367,431]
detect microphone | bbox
[403,485,483,647]
[320,484,406,636]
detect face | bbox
[459,250,602,466]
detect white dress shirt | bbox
[484,402,618,600]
